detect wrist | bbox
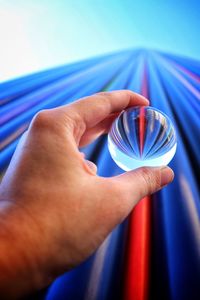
[0,200,52,298]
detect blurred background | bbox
[0,1,200,300]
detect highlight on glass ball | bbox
[108,106,177,171]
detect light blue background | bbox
[0,0,200,81]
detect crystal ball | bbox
[108,106,177,171]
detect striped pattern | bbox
[108,106,177,160]
[0,49,200,300]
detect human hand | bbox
[0,90,174,298]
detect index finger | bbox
[59,90,149,129]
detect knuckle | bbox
[94,92,112,111]
[154,171,162,190]
[67,109,84,128]
[31,110,53,130]
[63,109,86,139]
[140,168,152,194]
[94,91,112,103]
[95,91,110,98]
[139,167,161,195]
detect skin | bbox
[0,90,174,299]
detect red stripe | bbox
[139,107,146,156]
[124,197,151,300]
[123,60,151,300]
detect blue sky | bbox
[0,0,200,81]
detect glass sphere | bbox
[108,106,177,171]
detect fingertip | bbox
[160,166,174,187]
[133,92,150,105]
[121,90,150,107]
[109,90,150,105]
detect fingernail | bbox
[160,166,174,187]
[141,95,150,104]
[141,97,149,104]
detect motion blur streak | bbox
[0,49,199,300]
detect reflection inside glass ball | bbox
[108,106,177,171]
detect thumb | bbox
[109,166,174,213]
[93,166,174,242]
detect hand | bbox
[0,90,174,298]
